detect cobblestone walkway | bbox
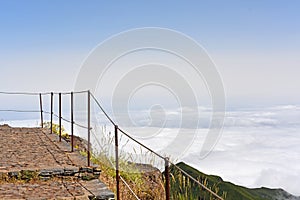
[0,125,114,200]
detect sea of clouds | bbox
[122,105,300,196]
[1,105,300,196]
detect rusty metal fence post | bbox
[71,92,74,152]
[39,93,43,128]
[165,157,170,200]
[87,90,91,166]
[50,92,53,134]
[59,92,62,142]
[115,125,120,200]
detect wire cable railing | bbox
[90,93,116,126]
[117,128,166,160]
[0,109,40,113]
[0,91,50,95]
[47,111,89,130]
[120,176,141,200]
[0,90,224,200]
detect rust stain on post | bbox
[71,92,74,152]
[115,125,120,200]
[87,90,91,166]
[39,93,43,128]
[165,157,170,200]
[59,93,62,142]
[50,92,53,134]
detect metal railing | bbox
[0,90,224,200]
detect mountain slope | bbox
[173,162,300,200]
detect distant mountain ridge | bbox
[174,162,300,200]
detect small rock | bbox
[80,167,93,173]
[63,168,78,176]
[39,170,53,177]
[52,168,64,176]
[8,171,19,179]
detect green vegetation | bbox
[73,124,164,199]
[174,162,299,200]
[169,162,226,199]
[19,170,38,182]
[43,122,70,140]
[0,170,39,183]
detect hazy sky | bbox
[0,0,300,107]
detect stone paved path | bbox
[0,125,114,200]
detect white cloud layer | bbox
[113,105,300,196]
[181,105,300,196]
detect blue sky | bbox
[0,0,300,107]
[1,1,299,50]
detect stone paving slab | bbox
[0,125,81,172]
[0,125,115,200]
[80,179,115,200]
[0,178,86,199]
